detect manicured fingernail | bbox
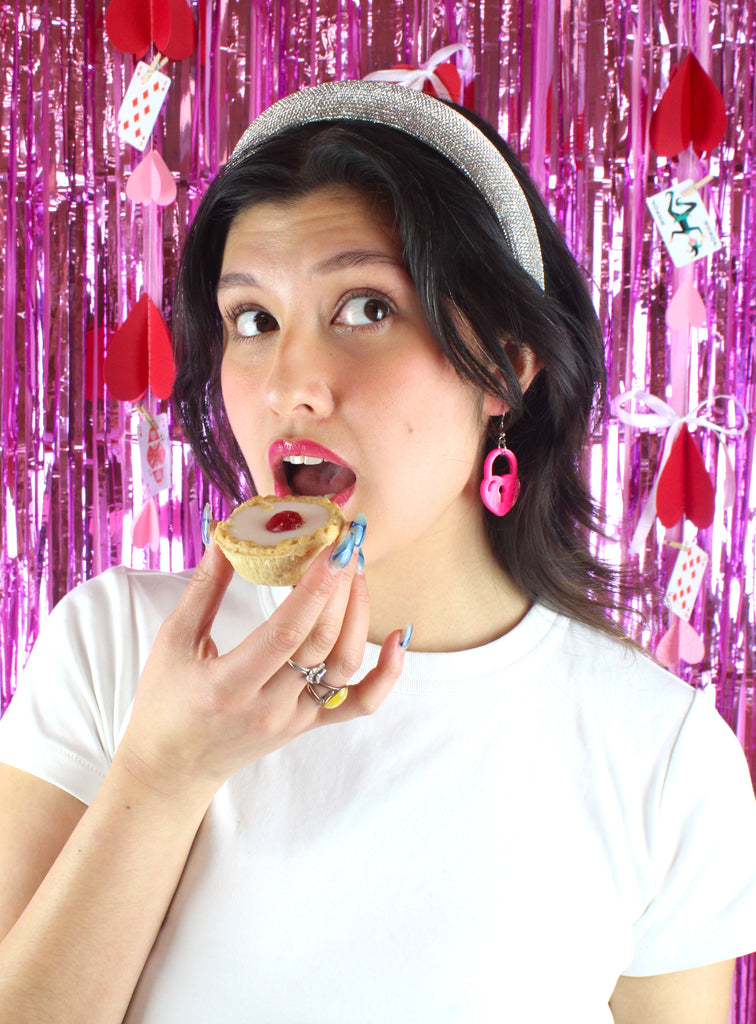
[349,514,367,548]
[330,531,356,569]
[399,624,413,650]
[201,503,212,546]
[356,549,365,574]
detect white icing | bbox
[228,501,331,546]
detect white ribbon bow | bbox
[611,389,748,555]
[363,44,474,105]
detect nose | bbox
[264,326,335,420]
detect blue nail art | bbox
[330,531,356,568]
[349,514,367,548]
[201,503,212,546]
[356,549,365,574]
[399,624,413,650]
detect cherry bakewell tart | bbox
[210,495,345,586]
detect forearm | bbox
[0,754,217,1024]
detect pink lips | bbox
[268,439,356,508]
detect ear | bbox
[481,344,543,418]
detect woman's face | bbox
[218,187,502,571]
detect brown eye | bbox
[236,309,278,337]
[336,296,392,326]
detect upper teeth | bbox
[283,455,325,466]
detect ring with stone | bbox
[288,659,349,710]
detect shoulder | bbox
[48,564,274,660]
[538,610,697,728]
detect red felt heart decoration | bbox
[391,62,463,104]
[105,0,197,60]
[427,62,462,103]
[655,424,715,528]
[104,294,176,402]
[649,53,726,157]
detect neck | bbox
[364,512,530,653]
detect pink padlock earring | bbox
[480,424,520,517]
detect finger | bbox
[285,546,366,682]
[302,624,409,721]
[222,538,358,682]
[163,540,235,654]
[296,564,371,686]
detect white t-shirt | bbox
[1,566,756,1023]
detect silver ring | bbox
[287,659,328,687]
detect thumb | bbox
[165,540,235,652]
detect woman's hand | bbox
[116,529,406,801]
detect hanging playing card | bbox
[138,413,172,495]
[646,180,721,267]
[117,62,171,151]
[664,542,709,621]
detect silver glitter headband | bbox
[229,80,545,290]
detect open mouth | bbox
[270,441,357,506]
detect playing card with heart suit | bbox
[138,413,172,495]
[117,62,171,151]
[664,543,709,621]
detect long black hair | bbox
[173,106,630,640]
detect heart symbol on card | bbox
[132,496,161,551]
[126,150,177,206]
[655,424,715,529]
[649,53,726,157]
[656,615,705,667]
[665,277,706,331]
[480,448,520,516]
[104,295,176,402]
[105,0,197,60]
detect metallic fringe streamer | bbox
[0,0,754,1009]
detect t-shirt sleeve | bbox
[0,568,139,805]
[624,688,756,975]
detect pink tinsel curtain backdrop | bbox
[1,0,755,1015]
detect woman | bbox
[0,80,755,1024]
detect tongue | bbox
[290,461,355,498]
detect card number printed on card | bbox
[117,63,171,151]
[664,543,709,621]
[646,180,722,267]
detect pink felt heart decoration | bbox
[105,0,197,60]
[132,496,161,551]
[656,615,705,667]
[665,278,706,331]
[655,424,715,528]
[126,150,177,206]
[104,294,176,402]
[649,53,726,157]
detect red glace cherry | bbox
[265,510,305,532]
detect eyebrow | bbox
[216,250,403,293]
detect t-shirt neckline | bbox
[257,582,561,694]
